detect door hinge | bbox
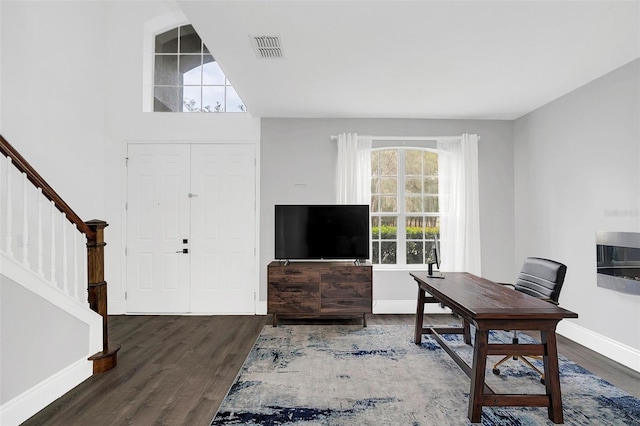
[125,202,128,211]
[125,247,127,256]
[125,157,129,166]
[125,291,128,300]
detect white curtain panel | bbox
[437,133,482,275]
[335,133,372,205]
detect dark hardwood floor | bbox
[23,314,640,425]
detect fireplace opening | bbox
[596,231,640,295]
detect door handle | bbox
[176,248,189,254]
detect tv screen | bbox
[275,205,370,260]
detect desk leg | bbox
[541,330,564,424]
[468,328,489,423]
[463,319,472,345]
[414,287,426,345]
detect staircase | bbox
[0,135,120,425]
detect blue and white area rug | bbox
[211,325,640,425]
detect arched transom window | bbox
[153,24,246,113]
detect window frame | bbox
[371,145,439,270]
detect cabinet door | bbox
[268,266,320,314]
[320,266,372,314]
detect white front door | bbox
[190,144,256,313]
[126,143,256,314]
[126,144,191,313]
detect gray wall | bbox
[514,59,640,350]
[0,277,89,404]
[260,118,514,304]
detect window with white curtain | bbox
[370,148,439,266]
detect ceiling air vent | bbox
[251,35,284,59]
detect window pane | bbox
[180,55,202,84]
[203,86,225,112]
[155,28,178,53]
[154,55,178,85]
[380,177,397,194]
[370,195,380,213]
[405,150,422,175]
[406,196,422,213]
[406,216,423,239]
[424,177,438,194]
[371,177,381,194]
[405,177,421,194]
[379,150,397,175]
[425,216,440,229]
[371,217,380,238]
[424,196,439,212]
[406,241,424,264]
[182,86,202,112]
[203,57,226,85]
[380,217,397,238]
[179,25,201,53]
[424,151,438,175]
[371,151,380,176]
[154,86,180,112]
[380,242,396,264]
[225,86,246,112]
[372,242,380,264]
[380,196,397,212]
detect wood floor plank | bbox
[21,314,638,426]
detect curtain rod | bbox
[330,135,479,141]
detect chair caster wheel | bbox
[492,368,500,375]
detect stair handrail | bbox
[0,134,95,240]
[0,134,119,373]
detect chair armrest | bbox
[497,282,515,289]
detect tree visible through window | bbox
[153,25,246,113]
[371,148,439,265]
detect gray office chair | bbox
[492,257,568,384]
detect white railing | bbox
[1,156,88,306]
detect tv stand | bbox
[268,261,372,327]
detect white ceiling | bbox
[178,1,640,120]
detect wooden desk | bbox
[411,272,578,424]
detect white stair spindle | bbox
[61,212,68,294]
[5,157,13,258]
[21,172,30,267]
[82,234,89,306]
[50,200,57,285]
[37,189,44,276]
[73,228,79,301]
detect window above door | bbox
[152,24,246,113]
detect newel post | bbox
[86,219,121,373]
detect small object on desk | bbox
[427,262,445,278]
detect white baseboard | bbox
[557,320,640,373]
[0,358,92,426]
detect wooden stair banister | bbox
[0,134,120,373]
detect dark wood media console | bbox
[267,261,372,327]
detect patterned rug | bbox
[211,324,640,425]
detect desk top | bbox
[411,272,578,321]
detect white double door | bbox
[126,143,256,314]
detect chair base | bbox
[492,353,546,384]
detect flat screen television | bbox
[275,204,370,261]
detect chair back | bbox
[515,257,567,303]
